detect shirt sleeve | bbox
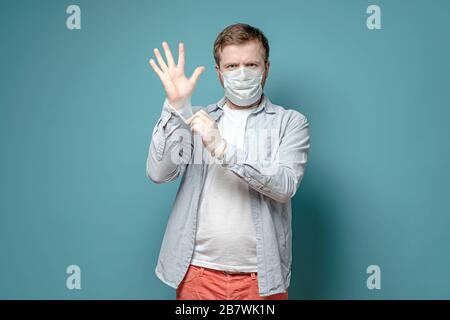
[220,112,310,203]
[146,98,194,183]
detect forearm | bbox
[146,99,193,183]
[220,116,310,203]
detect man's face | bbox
[215,40,270,90]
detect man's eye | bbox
[226,65,238,70]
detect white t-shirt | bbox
[191,102,258,272]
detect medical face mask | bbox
[220,67,264,106]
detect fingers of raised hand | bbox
[149,58,163,78]
[151,41,187,78]
[189,66,205,85]
[162,41,176,68]
[153,47,168,72]
[177,42,185,71]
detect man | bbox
[147,23,310,300]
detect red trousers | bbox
[176,264,289,300]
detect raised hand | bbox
[149,41,205,110]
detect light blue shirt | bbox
[146,94,310,296]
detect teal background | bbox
[1,0,449,299]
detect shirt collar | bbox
[207,94,275,121]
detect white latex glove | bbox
[186,110,228,159]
